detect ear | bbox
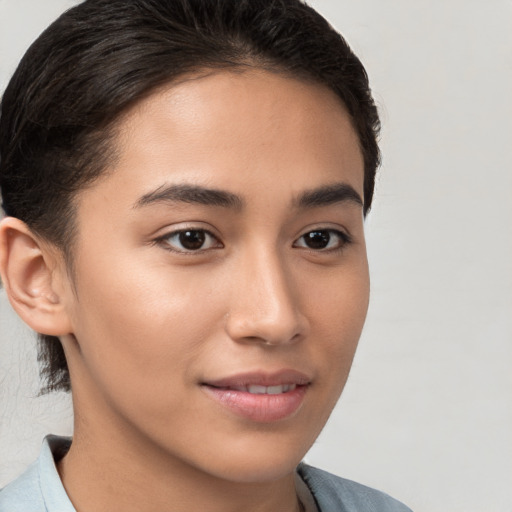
[0,217,73,336]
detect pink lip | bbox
[204,369,311,388]
[201,370,310,423]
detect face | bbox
[61,69,369,483]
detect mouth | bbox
[210,383,298,394]
[201,370,310,423]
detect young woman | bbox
[0,1,412,511]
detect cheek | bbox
[68,252,225,397]
[305,260,370,385]
[307,256,370,334]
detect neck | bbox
[58,420,301,512]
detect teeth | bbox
[242,384,297,394]
[230,386,248,392]
[248,385,268,394]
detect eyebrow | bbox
[133,181,363,211]
[294,183,363,209]
[133,183,244,210]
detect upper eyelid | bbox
[295,225,351,240]
[292,228,352,250]
[154,222,221,238]
[296,228,349,238]
[152,224,352,245]
[154,226,223,251]
[158,228,220,241]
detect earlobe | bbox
[0,217,73,336]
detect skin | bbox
[0,69,369,512]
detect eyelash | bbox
[154,227,352,254]
[154,229,223,254]
[293,229,352,253]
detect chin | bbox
[205,454,303,484]
[188,430,314,484]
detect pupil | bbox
[305,231,330,249]
[179,230,205,250]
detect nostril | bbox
[263,331,302,346]
[223,259,308,345]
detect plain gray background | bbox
[1,1,511,510]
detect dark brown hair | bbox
[0,0,380,393]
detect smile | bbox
[215,384,297,394]
[201,370,310,422]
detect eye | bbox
[293,229,351,251]
[157,229,222,253]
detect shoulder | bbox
[0,436,74,512]
[298,463,413,512]
[0,461,45,512]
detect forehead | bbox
[79,69,364,215]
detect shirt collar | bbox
[37,435,319,512]
[38,435,76,512]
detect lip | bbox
[204,369,311,388]
[201,370,310,423]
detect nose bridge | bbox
[226,244,305,345]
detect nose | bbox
[224,248,308,346]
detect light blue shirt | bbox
[0,436,412,512]
[0,436,74,512]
